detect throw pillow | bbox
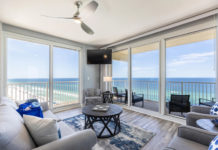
[0,97,18,110]
[23,115,59,146]
[210,102,218,126]
[95,89,101,96]
[208,136,218,150]
[86,89,95,96]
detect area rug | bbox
[63,114,155,150]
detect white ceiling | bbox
[0,0,217,47]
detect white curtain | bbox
[100,64,112,92]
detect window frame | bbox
[3,31,82,110]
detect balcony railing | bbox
[112,80,216,105]
[7,81,79,107]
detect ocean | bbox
[7,78,216,106]
[7,78,80,106]
[112,78,216,105]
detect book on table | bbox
[92,105,109,112]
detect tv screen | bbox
[87,49,112,64]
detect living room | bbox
[0,0,218,150]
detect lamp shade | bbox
[103,76,112,82]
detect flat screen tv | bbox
[87,49,112,64]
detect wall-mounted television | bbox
[87,49,112,64]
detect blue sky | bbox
[113,39,216,78]
[7,38,216,79]
[7,38,79,79]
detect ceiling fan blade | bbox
[41,15,73,19]
[81,1,98,18]
[81,22,94,35]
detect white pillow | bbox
[23,115,59,146]
[0,97,18,110]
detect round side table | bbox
[196,119,218,133]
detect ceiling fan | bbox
[43,0,98,35]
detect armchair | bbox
[113,87,126,102]
[169,94,190,115]
[163,125,217,150]
[186,105,218,127]
[125,89,144,107]
[199,98,215,107]
[83,88,102,105]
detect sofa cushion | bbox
[1,97,18,110]
[86,89,95,96]
[169,136,208,150]
[85,96,102,100]
[23,115,59,146]
[57,121,74,137]
[43,110,61,122]
[0,105,36,150]
[95,89,101,96]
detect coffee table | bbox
[82,104,122,138]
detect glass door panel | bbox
[53,47,79,107]
[112,49,128,105]
[166,28,216,117]
[131,42,160,111]
[7,38,49,103]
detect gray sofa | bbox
[0,98,97,150]
[164,125,217,150]
[83,88,102,105]
[186,105,218,127]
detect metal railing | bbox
[112,80,216,105]
[7,81,79,107]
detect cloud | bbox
[168,51,214,67]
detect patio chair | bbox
[125,89,144,107]
[169,94,190,115]
[113,87,126,102]
[199,98,216,107]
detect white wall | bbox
[82,47,100,89]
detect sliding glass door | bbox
[166,28,216,117]
[131,42,160,111]
[112,49,128,105]
[6,37,80,108]
[53,47,79,107]
[7,38,49,102]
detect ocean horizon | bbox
[7,77,216,105]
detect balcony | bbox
[7,81,79,107]
[112,79,216,114]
